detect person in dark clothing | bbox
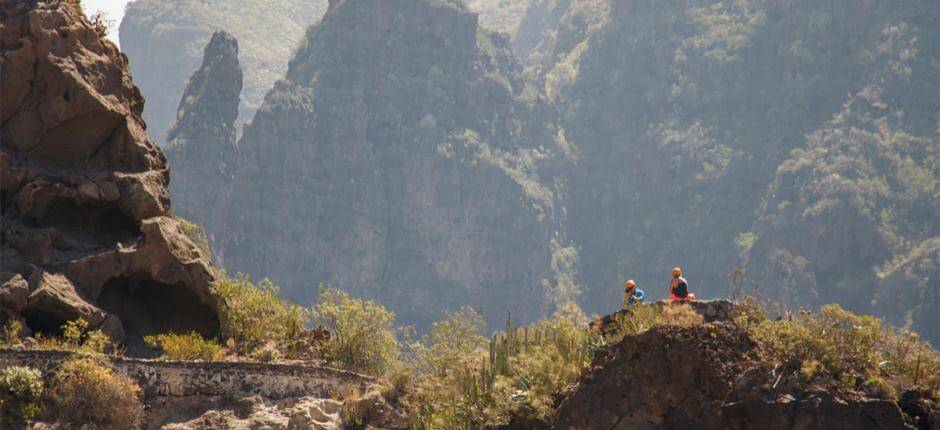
[668,267,695,302]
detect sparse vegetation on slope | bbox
[312,286,400,375]
[144,332,225,361]
[216,274,308,356]
[48,358,143,430]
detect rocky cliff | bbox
[165,30,242,238]
[119,0,328,144]
[525,0,939,343]
[196,0,573,328]
[0,1,219,344]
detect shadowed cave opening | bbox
[97,277,219,352]
[21,308,69,338]
[26,200,140,244]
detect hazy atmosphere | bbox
[1,0,938,428]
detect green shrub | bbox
[311,286,399,375]
[751,305,881,385]
[0,366,43,425]
[406,307,488,428]
[49,358,142,430]
[748,304,940,395]
[251,344,280,363]
[879,329,940,394]
[177,217,213,260]
[489,304,593,423]
[61,319,113,354]
[406,304,593,428]
[598,304,666,348]
[216,273,308,355]
[1,319,23,346]
[144,332,224,361]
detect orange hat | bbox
[672,267,682,277]
[625,279,636,288]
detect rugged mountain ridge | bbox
[186,0,575,328]
[119,0,328,144]
[165,30,242,237]
[0,1,219,344]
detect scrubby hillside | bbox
[521,0,939,344]
[196,0,575,329]
[119,0,328,144]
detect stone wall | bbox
[0,349,376,400]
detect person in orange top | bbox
[668,267,695,302]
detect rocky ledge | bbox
[0,1,219,344]
[554,320,939,430]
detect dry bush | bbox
[0,366,43,425]
[144,332,224,361]
[48,358,142,430]
[662,304,704,326]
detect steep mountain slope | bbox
[200,0,573,328]
[119,0,328,144]
[530,0,939,336]
[165,31,243,237]
[0,1,219,344]
[463,0,529,36]
[746,34,940,342]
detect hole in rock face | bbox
[97,277,219,342]
[35,200,141,244]
[22,309,68,337]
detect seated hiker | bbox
[668,267,695,302]
[623,279,645,308]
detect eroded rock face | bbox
[165,30,242,234]
[0,2,219,343]
[119,0,328,145]
[200,0,573,328]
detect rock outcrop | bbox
[0,1,219,343]
[553,322,928,429]
[165,30,242,235]
[197,0,572,328]
[119,0,328,144]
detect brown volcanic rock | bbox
[553,322,915,430]
[0,1,219,343]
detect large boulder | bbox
[0,1,219,344]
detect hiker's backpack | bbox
[676,278,688,298]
